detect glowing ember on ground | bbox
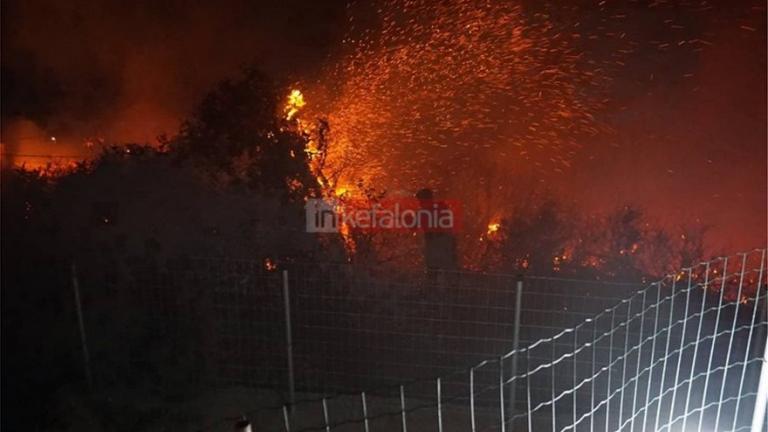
[264,258,277,271]
[486,222,501,236]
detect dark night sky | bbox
[1,0,347,143]
[1,0,765,251]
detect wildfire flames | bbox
[5,0,762,269]
[284,89,306,121]
[282,0,617,259]
[277,1,685,264]
[486,222,501,237]
[297,0,616,200]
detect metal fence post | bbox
[234,417,252,432]
[70,263,93,390]
[509,277,523,419]
[470,367,477,432]
[735,252,765,432]
[437,377,444,432]
[282,270,296,410]
[322,397,331,432]
[499,357,505,432]
[283,405,291,432]
[751,335,768,432]
[361,391,370,432]
[400,385,408,432]
[751,287,768,432]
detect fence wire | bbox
[90,249,768,431]
[240,250,765,431]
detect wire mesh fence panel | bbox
[270,249,766,432]
[82,249,768,431]
[199,259,286,388]
[290,267,516,395]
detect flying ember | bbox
[295,0,618,214]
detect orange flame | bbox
[284,89,306,120]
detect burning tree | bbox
[168,67,322,201]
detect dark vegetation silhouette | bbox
[476,199,707,281]
[1,69,342,431]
